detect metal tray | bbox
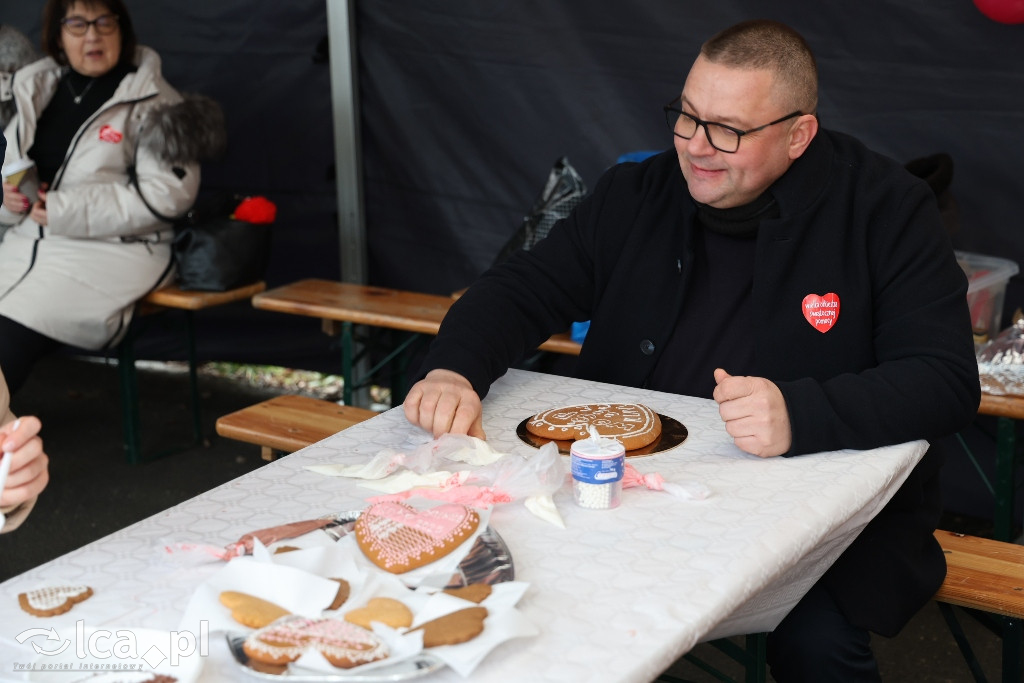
[226,633,444,682]
[227,514,514,680]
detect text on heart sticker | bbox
[802,293,840,333]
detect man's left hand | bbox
[712,368,792,457]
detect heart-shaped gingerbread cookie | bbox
[18,585,93,617]
[243,615,389,669]
[354,502,480,574]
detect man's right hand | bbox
[402,369,486,439]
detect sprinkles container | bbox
[570,428,625,509]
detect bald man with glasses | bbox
[405,20,979,681]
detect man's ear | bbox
[787,114,819,160]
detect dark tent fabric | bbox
[357,1,1024,302]
[3,1,1023,370]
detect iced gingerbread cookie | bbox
[526,403,661,450]
[354,502,480,574]
[243,615,388,669]
[18,585,93,617]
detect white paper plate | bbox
[24,627,203,682]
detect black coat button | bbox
[640,339,655,355]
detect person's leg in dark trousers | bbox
[0,315,62,394]
[766,581,882,683]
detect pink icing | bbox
[247,617,388,664]
[357,502,479,570]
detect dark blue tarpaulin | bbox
[3,1,1023,369]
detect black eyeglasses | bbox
[61,14,120,36]
[663,101,803,154]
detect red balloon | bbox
[974,0,1024,24]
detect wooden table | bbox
[252,279,581,405]
[0,369,927,682]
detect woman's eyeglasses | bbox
[61,14,120,37]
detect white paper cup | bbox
[2,158,39,201]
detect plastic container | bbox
[570,429,625,509]
[955,251,1020,344]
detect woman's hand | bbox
[2,181,30,214]
[29,186,48,226]
[0,417,49,511]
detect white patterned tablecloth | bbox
[0,369,926,683]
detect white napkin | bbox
[177,555,341,634]
[305,449,403,479]
[358,470,465,493]
[408,591,539,678]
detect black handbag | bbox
[170,194,272,292]
[130,176,273,292]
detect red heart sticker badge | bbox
[98,125,123,144]
[802,293,840,333]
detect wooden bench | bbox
[251,279,582,406]
[118,281,267,464]
[933,529,1024,683]
[215,394,377,461]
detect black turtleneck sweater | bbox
[29,62,134,185]
[646,192,780,398]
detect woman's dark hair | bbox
[41,0,137,69]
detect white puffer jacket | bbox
[0,46,198,349]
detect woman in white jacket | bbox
[0,0,199,393]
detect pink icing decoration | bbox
[247,617,388,664]
[356,502,479,571]
[368,485,512,508]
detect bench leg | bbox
[342,321,354,407]
[1001,617,1022,683]
[993,416,1016,542]
[183,311,203,447]
[663,633,767,683]
[938,602,990,683]
[117,309,204,464]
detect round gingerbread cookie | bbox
[526,403,662,450]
